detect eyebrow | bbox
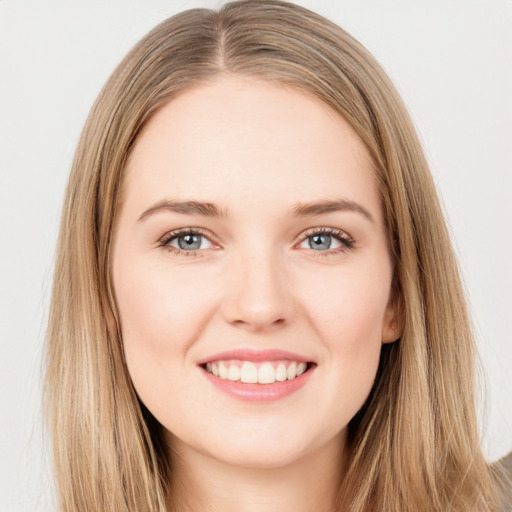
[138,198,374,223]
[138,200,228,221]
[291,199,374,222]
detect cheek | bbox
[300,262,392,346]
[113,259,218,386]
[297,262,391,416]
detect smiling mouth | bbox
[200,360,316,385]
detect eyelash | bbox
[157,227,355,258]
[157,228,216,257]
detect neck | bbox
[166,432,346,512]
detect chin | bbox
[205,439,312,470]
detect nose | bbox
[221,249,295,332]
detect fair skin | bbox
[112,75,401,512]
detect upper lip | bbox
[197,348,313,365]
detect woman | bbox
[45,1,510,510]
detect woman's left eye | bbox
[298,229,354,254]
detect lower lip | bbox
[200,365,315,402]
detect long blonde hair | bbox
[45,1,508,510]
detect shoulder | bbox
[494,451,512,512]
[499,451,512,475]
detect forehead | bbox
[122,75,380,220]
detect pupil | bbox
[178,234,201,250]
[310,234,331,250]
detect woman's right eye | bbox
[159,229,215,256]
[168,233,213,251]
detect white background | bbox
[0,1,510,510]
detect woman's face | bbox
[112,75,400,469]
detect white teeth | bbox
[258,362,276,384]
[218,363,228,379]
[287,362,297,380]
[275,363,287,382]
[228,364,241,381]
[240,362,258,383]
[205,359,311,384]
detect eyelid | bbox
[295,226,354,249]
[157,227,221,253]
[296,226,353,242]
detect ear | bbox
[105,277,121,338]
[381,288,403,344]
[104,290,121,340]
[106,306,119,336]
